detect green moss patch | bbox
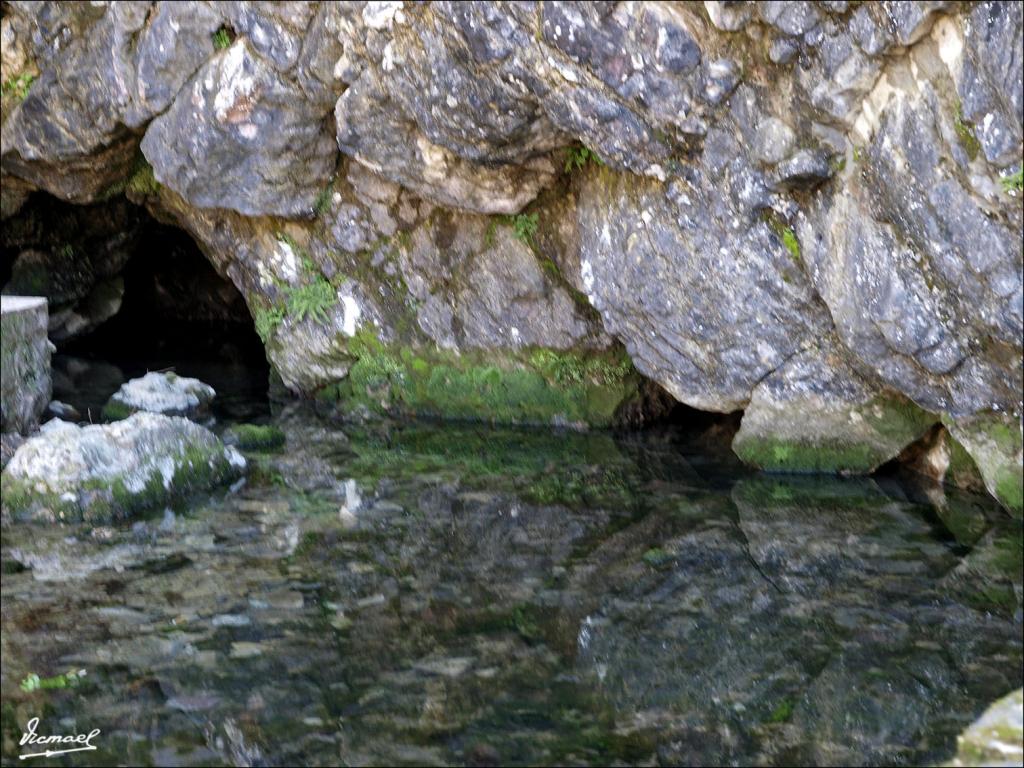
[224,423,286,451]
[317,330,641,429]
[946,413,1023,516]
[1,443,241,523]
[101,400,134,422]
[954,103,983,161]
[734,395,935,474]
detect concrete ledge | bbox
[1,295,52,434]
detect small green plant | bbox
[126,158,159,196]
[254,304,286,342]
[780,227,800,261]
[564,145,604,173]
[764,211,801,263]
[1,72,35,101]
[511,212,539,244]
[19,669,86,693]
[57,243,74,259]
[212,27,233,50]
[852,146,864,163]
[1000,168,1023,193]
[313,182,334,217]
[642,547,673,568]
[767,698,795,723]
[954,103,982,161]
[286,278,336,325]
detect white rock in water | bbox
[949,688,1024,767]
[1,412,244,522]
[107,371,216,419]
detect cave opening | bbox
[1,192,270,421]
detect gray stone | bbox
[733,338,937,474]
[575,160,827,413]
[1,412,245,522]
[142,38,336,217]
[753,117,797,164]
[106,372,217,420]
[0,295,51,435]
[772,148,833,189]
[948,688,1023,766]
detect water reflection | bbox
[1,410,1021,766]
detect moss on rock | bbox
[224,423,286,451]
[316,330,641,429]
[1,414,245,522]
[734,393,936,475]
[946,413,1023,517]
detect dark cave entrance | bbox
[1,193,270,421]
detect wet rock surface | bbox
[1,1,1021,503]
[0,408,1020,765]
[0,411,245,522]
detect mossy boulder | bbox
[732,342,936,474]
[947,688,1023,766]
[0,412,245,522]
[946,413,1024,517]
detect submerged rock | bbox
[104,371,216,421]
[0,412,245,522]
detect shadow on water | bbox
[1,405,1021,766]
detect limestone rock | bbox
[0,412,245,522]
[733,339,937,474]
[105,371,217,421]
[575,163,827,413]
[0,0,1021,506]
[948,688,1024,767]
[141,38,336,217]
[946,412,1024,517]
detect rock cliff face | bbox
[1,1,1021,511]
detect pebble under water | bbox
[1,361,1022,767]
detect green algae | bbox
[225,423,286,451]
[954,103,983,161]
[766,698,795,724]
[316,330,641,428]
[734,395,935,474]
